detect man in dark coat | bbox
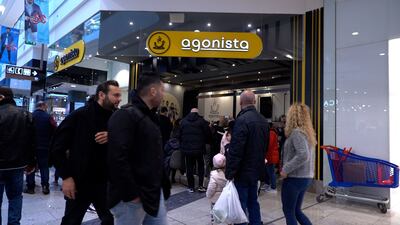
[179,108,212,193]
[159,106,173,147]
[51,80,121,225]
[25,101,56,195]
[225,90,269,225]
[107,73,171,224]
[0,87,36,225]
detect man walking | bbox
[25,101,56,195]
[225,90,269,225]
[108,73,171,224]
[0,87,36,225]
[51,80,121,225]
[179,108,212,193]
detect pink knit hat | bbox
[213,153,226,168]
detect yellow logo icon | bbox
[148,32,171,55]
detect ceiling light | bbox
[247,23,252,28]
[207,23,211,27]
[226,76,229,79]
[272,76,275,79]
[379,53,386,56]
[114,57,118,60]
[129,21,134,26]
[194,30,200,32]
[169,22,173,26]
[200,70,203,73]
[174,75,177,78]
[168,80,171,83]
[88,54,92,58]
[180,83,183,85]
[232,64,236,67]
[113,46,116,49]
[149,55,152,57]
[130,60,134,63]
[136,36,140,39]
[285,54,293,59]
[274,56,278,59]
[200,80,203,82]
[257,78,260,81]
[258,71,261,74]
[257,28,261,32]
[352,32,359,36]
[71,85,77,88]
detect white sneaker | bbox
[266,188,278,194]
[260,184,270,190]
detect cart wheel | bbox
[316,194,325,203]
[377,203,387,214]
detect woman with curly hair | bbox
[280,103,316,225]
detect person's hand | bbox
[25,165,36,175]
[95,131,108,144]
[62,177,77,200]
[132,197,141,203]
[280,171,288,179]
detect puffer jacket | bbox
[206,169,227,203]
[266,128,280,164]
[179,112,212,155]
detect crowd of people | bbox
[0,72,316,225]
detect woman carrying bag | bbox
[280,103,316,225]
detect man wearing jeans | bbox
[0,87,36,225]
[108,73,171,224]
[225,90,269,225]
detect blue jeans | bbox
[281,178,313,225]
[265,164,276,189]
[0,169,24,225]
[234,181,261,225]
[110,190,167,225]
[26,149,49,188]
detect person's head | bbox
[190,108,199,113]
[213,153,226,169]
[160,106,168,115]
[26,0,34,4]
[36,101,47,111]
[0,86,14,103]
[136,73,164,109]
[240,90,256,110]
[285,103,317,147]
[95,80,121,110]
[6,28,10,33]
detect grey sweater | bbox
[282,129,315,178]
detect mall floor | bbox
[2,170,400,225]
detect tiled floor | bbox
[2,173,400,225]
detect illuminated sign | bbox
[147,31,263,59]
[54,40,85,72]
[5,65,39,81]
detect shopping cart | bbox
[316,145,399,213]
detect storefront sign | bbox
[5,65,39,81]
[147,31,263,59]
[54,40,85,72]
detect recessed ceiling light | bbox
[379,53,385,56]
[200,70,203,73]
[194,30,200,32]
[207,23,211,27]
[257,78,260,81]
[200,80,203,82]
[113,46,116,49]
[232,64,236,67]
[130,60,134,63]
[257,28,261,32]
[272,76,275,79]
[274,56,278,59]
[174,75,177,77]
[114,57,118,59]
[88,54,92,58]
[129,21,134,26]
[247,23,252,28]
[258,71,261,74]
[180,83,183,85]
[168,80,171,83]
[226,76,229,79]
[149,55,152,57]
[136,36,140,39]
[169,22,173,26]
[352,32,359,36]
[285,54,293,59]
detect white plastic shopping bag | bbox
[211,181,248,224]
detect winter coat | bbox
[266,128,279,164]
[179,112,212,156]
[225,106,269,184]
[32,109,55,150]
[206,169,227,203]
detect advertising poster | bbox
[25,0,49,45]
[0,26,20,65]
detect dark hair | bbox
[95,80,119,101]
[0,86,14,99]
[136,73,161,96]
[161,106,168,113]
[36,101,46,108]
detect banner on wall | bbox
[160,93,181,123]
[0,26,20,65]
[25,0,49,45]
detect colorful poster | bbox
[0,26,20,65]
[25,0,49,45]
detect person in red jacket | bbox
[264,125,280,193]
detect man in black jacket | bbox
[25,101,56,195]
[179,108,212,193]
[108,74,171,225]
[0,87,36,225]
[159,106,173,147]
[225,90,269,225]
[51,80,121,225]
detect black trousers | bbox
[61,182,113,225]
[0,45,11,62]
[185,154,205,189]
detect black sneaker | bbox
[24,187,35,194]
[42,185,50,195]
[197,186,206,192]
